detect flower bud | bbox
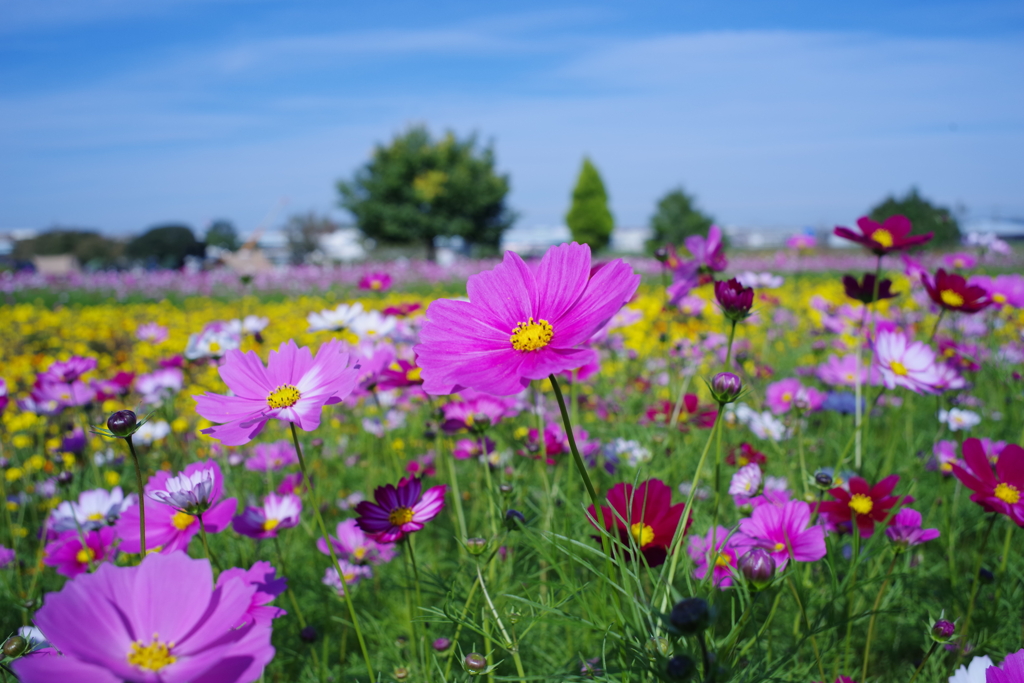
[464,653,488,673]
[813,469,834,490]
[106,410,137,438]
[465,537,488,555]
[57,470,74,486]
[931,619,956,643]
[299,626,317,643]
[669,597,711,636]
[504,509,526,530]
[738,548,776,590]
[654,247,670,263]
[666,654,696,681]
[645,636,671,657]
[979,568,995,584]
[499,484,514,495]
[714,278,755,322]
[2,635,28,658]
[393,666,409,680]
[709,372,743,405]
[432,637,451,651]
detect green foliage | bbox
[204,219,240,251]
[565,157,614,252]
[125,224,204,269]
[647,187,714,254]
[338,126,515,260]
[282,212,338,265]
[13,229,123,269]
[869,187,961,248]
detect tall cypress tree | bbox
[565,157,614,252]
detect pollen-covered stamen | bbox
[714,552,732,567]
[871,229,894,248]
[406,367,422,382]
[995,482,1021,505]
[127,634,177,671]
[76,547,96,564]
[267,384,301,409]
[940,290,965,307]
[510,317,554,352]
[849,493,874,515]
[630,522,655,548]
[388,506,414,526]
[890,361,909,376]
[171,511,195,530]
[262,519,280,532]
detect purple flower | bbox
[11,552,275,683]
[415,242,640,396]
[442,396,510,433]
[317,519,397,565]
[817,355,864,388]
[684,225,728,272]
[358,271,392,292]
[323,562,373,592]
[136,322,169,344]
[765,378,825,414]
[43,527,118,578]
[873,330,942,394]
[232,493,303,540]
[736,500,826,572]
[148,468,216,514]
[729,463,762,505]
[40,356,97,384]
[688,526,744,587]
[988,649,1024,683]
[714,278,754,322]
[136,368,184,405]
[355,477,447,543]
[0,544,14,568]
[244,441,298,472]
[885,508,940,548]
[216,561,287,627]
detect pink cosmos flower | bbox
[872,330,942,394]
[40,356,97,383]
[136,368,184,405]
[116,461,237,554]
[817,355,864,388]
[765,378,826,414]
[244,441,298,472]
[136,322,169,344]
[377,359,424,390]
[216,561,287,627]
[736,500,826,572]
[358,272,392,292]
[11,552,275,683]
[943,252,977,270]
[786,233,817,250]
[441,395,509,433]
[729,463,762,506]
[415,242,640,396]
[688,526,744,587]
[453,437,495,461]
[194,339,360,446]
[930,440,959,475]
[684,225,728,273]
[970,274,1024,308]
[317,518,397,565]
[323,562,373,592]
[951,438,1024,525]
[232,493,303,539]
[355,477,447,542]
[91,372,134,401]
[988,649,1024,683]
[0,544,14,568]
[885,508,940,548]
[43,527,118,578]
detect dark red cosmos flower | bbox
[842,273,898,304]
[382,302,422,317]
[922,269,992,314]
[726,443,766,467]
[834,215,933,256]
[816,475,911,538]
[951,438,1024,526]
[587,479,689,566]
[643,397,717,431]
[714,278,754,322]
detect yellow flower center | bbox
[127,634,177,671]
[954,258,965,268]
[871,229,893,248]
[343,572,356,582]
[388,506,414,526]
[714,552,732,567]
[940,289,964,307]
[849,493,874,515]
[781,392,792,402]
[209,341,221,353]
[171,511,195,530]
[773,542,786,552]
[267,384,301,409]
[993,293,1006,304]
[890,361,908,376]
[995,483,1021,505]
[630,523,655,548]
[371,281,381,290]
[353,546,367,561]
[510,317,554,352]
[262,519,279,532]
[940,462,953,473]
[76,547,96,564]
[87,512,105,521]
[406,367,422,382]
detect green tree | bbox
[646,187,714,254]
[338,126,515,260]
[869,187,961,248]
[205,220,240,251]
[565,157,614,252]
[125,224,205,269]
[13,228,124,269]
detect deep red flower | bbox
[833,215,933,255]
[842,273,898,304]
[643,397,717,431]
[816,475,910,538]
[725,443,766,467]
[922,269,991,314]
[587,479,689,567]
[951,438,1024,526]
[714,278,754,321]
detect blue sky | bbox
[1,0,1022,237]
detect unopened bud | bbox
[710,372,742,405]
[2,636,28,658]
[106,410,137,438]
[299,626,317,643]
[666,654,696,681]
[813,469,834,490]
[466,537,488,555]
[504,509,526,530]
[464,653,487,673]
[738,548,776,590]
[432,637,451,651]
[393,666,409,680]
[931,619,956,642]
[669,597,711,636]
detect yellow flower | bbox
[5,467,24,482]
[104,471,121,486]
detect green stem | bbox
[861,554,899,682]
[960,515,998,649]
[736,589,783,660]
[196,514,222,573]
[401,540,419,669]
[476,563,527,683]
[443,575,480,679]
[126,436,146,557]
[787,576,826,683]
[908,642,939,683]
[443,435,468,544]
[289,423,376,683]
[273,535,308,627]
[995,523,1016,602]
[796,414,808,499]
[929,308,946,343]
[724,320,737,369]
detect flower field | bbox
[1,224,1024,683]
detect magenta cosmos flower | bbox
[11,552,274,683]
[232,493,303,540]
[43,526,118,578]
[415,242,640,396]
[117,461,236,554]
[765,378,826,414]
[216,561,288,627]
[688,526,745,588]
[194,339,360,446]
[736,500,826,572]
[358,271,392,291]
[951,438,1024,525]
[355,477,447,542]
[318,518,397,565]
[885,508,940,548]
[244,441,298,472]
[834,215,933,255]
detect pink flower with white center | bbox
[872,330,942,394]
[323,562,373,592]
[317,519,396,565]
[194,339,360,446]
[931,363,966,392]
[729,464,762,505]
[232,493,303,539]
[49,487,136,533]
